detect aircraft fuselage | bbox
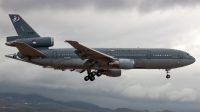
[28,48,195,70]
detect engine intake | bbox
[109,59,134,69]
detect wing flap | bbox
[13,42,46,57]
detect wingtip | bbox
[65,40,77,43]
[9,14,19,16]
[64,40,70,42]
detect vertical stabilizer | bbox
[9,14,40,38]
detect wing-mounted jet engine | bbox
[108,59,134,69]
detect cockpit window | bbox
[186,53,191,57]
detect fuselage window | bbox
[186,53,191,57]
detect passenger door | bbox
[147,52,151,59]
[179,52,183,59]
[52,51,57,67]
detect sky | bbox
[0,0,200,112]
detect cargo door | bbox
[135,59,145,68]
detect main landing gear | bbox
[84,71,102,81]
[165,69,171,79]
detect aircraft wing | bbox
[13,42,46,57]
[65,40,114,61]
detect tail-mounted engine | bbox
[109,59,134,69]
[6,36,54,48]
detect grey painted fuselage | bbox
[30,48,195,70]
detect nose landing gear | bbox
[84,71,102,81]
[165,69,171,79]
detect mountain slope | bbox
[0,93,173,112]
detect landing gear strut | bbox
[165,69,171,79]
[84,71,102,81]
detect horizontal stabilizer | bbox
[13,42,46,57]
[5,54,44,67]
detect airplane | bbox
[5,14,196,81]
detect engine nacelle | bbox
[6,37,54,48]
[109,59,134,69]
[101,69,121,77]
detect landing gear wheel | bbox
[84,76,89,81]
[166,75,170,79]
[96,72,102,77]
[88,73,93,77]
[90,76,95,81]
[91,71,96,76]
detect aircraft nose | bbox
[184,56,195,66]
[188,56,196,65]
[191,56,196,64]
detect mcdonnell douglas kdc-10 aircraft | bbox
[5,14,195,81]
